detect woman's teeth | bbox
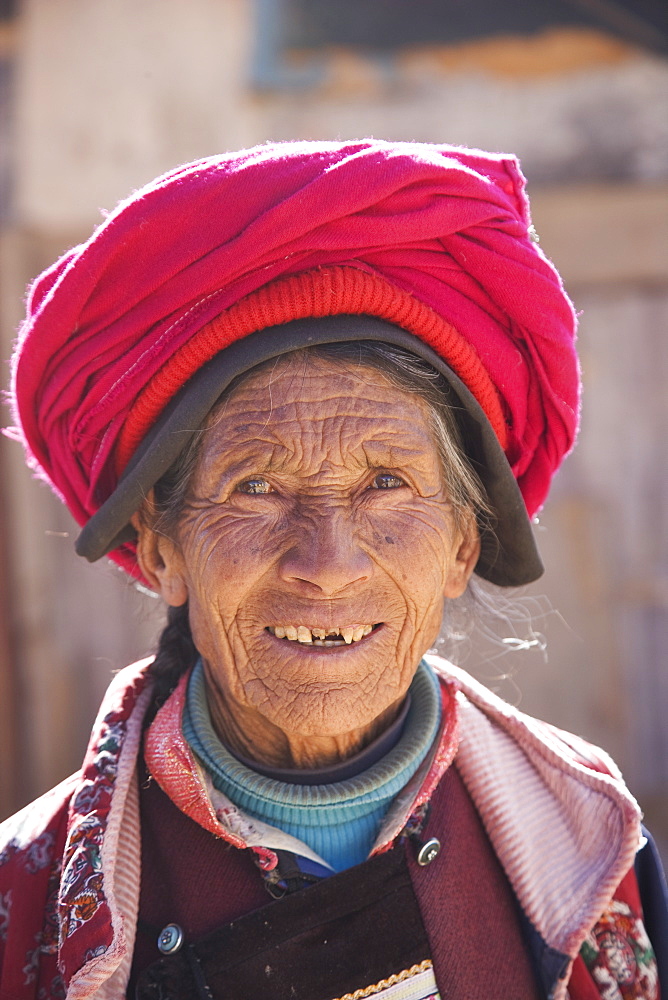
[268,624,375,645]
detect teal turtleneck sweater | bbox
[182,660,441,873]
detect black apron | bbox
[135,842,439,1000]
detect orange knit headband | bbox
[115,266,508,476]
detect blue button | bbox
[417,837,441,866]
[157,923,184,954]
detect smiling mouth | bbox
[266,624,381,646]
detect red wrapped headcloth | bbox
[9,139,579,579]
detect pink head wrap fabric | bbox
[9,139,579,575]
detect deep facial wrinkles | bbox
[153,357,479,768]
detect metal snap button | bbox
[157,923,184,954]
[416,837,441,866]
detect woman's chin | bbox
[247,679,404,751]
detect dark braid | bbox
[145,603,198,725]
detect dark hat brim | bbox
[76,315,543,587]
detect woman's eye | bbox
[236,478,273,495]
[371,473,405,490]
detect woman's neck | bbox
[202,664,406,770]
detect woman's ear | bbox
[443,512,481,599]
[131,493,188,607]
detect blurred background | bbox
[0,0,666,860]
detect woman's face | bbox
[141,357,479,755]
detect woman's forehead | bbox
[214,355,429,425]
[197,359,437,470]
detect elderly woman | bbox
[0,141,665,1000]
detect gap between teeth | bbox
[269,624,374,644]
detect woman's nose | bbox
[277,509,373,597]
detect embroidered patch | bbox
[57,710,129,951]
[59,814,107,943]
[580,899,659,1000]
[330,959,441,1000]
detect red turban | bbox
[9,140,579,576]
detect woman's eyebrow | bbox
[362,437,434,468]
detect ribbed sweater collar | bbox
[182,660,441,871]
